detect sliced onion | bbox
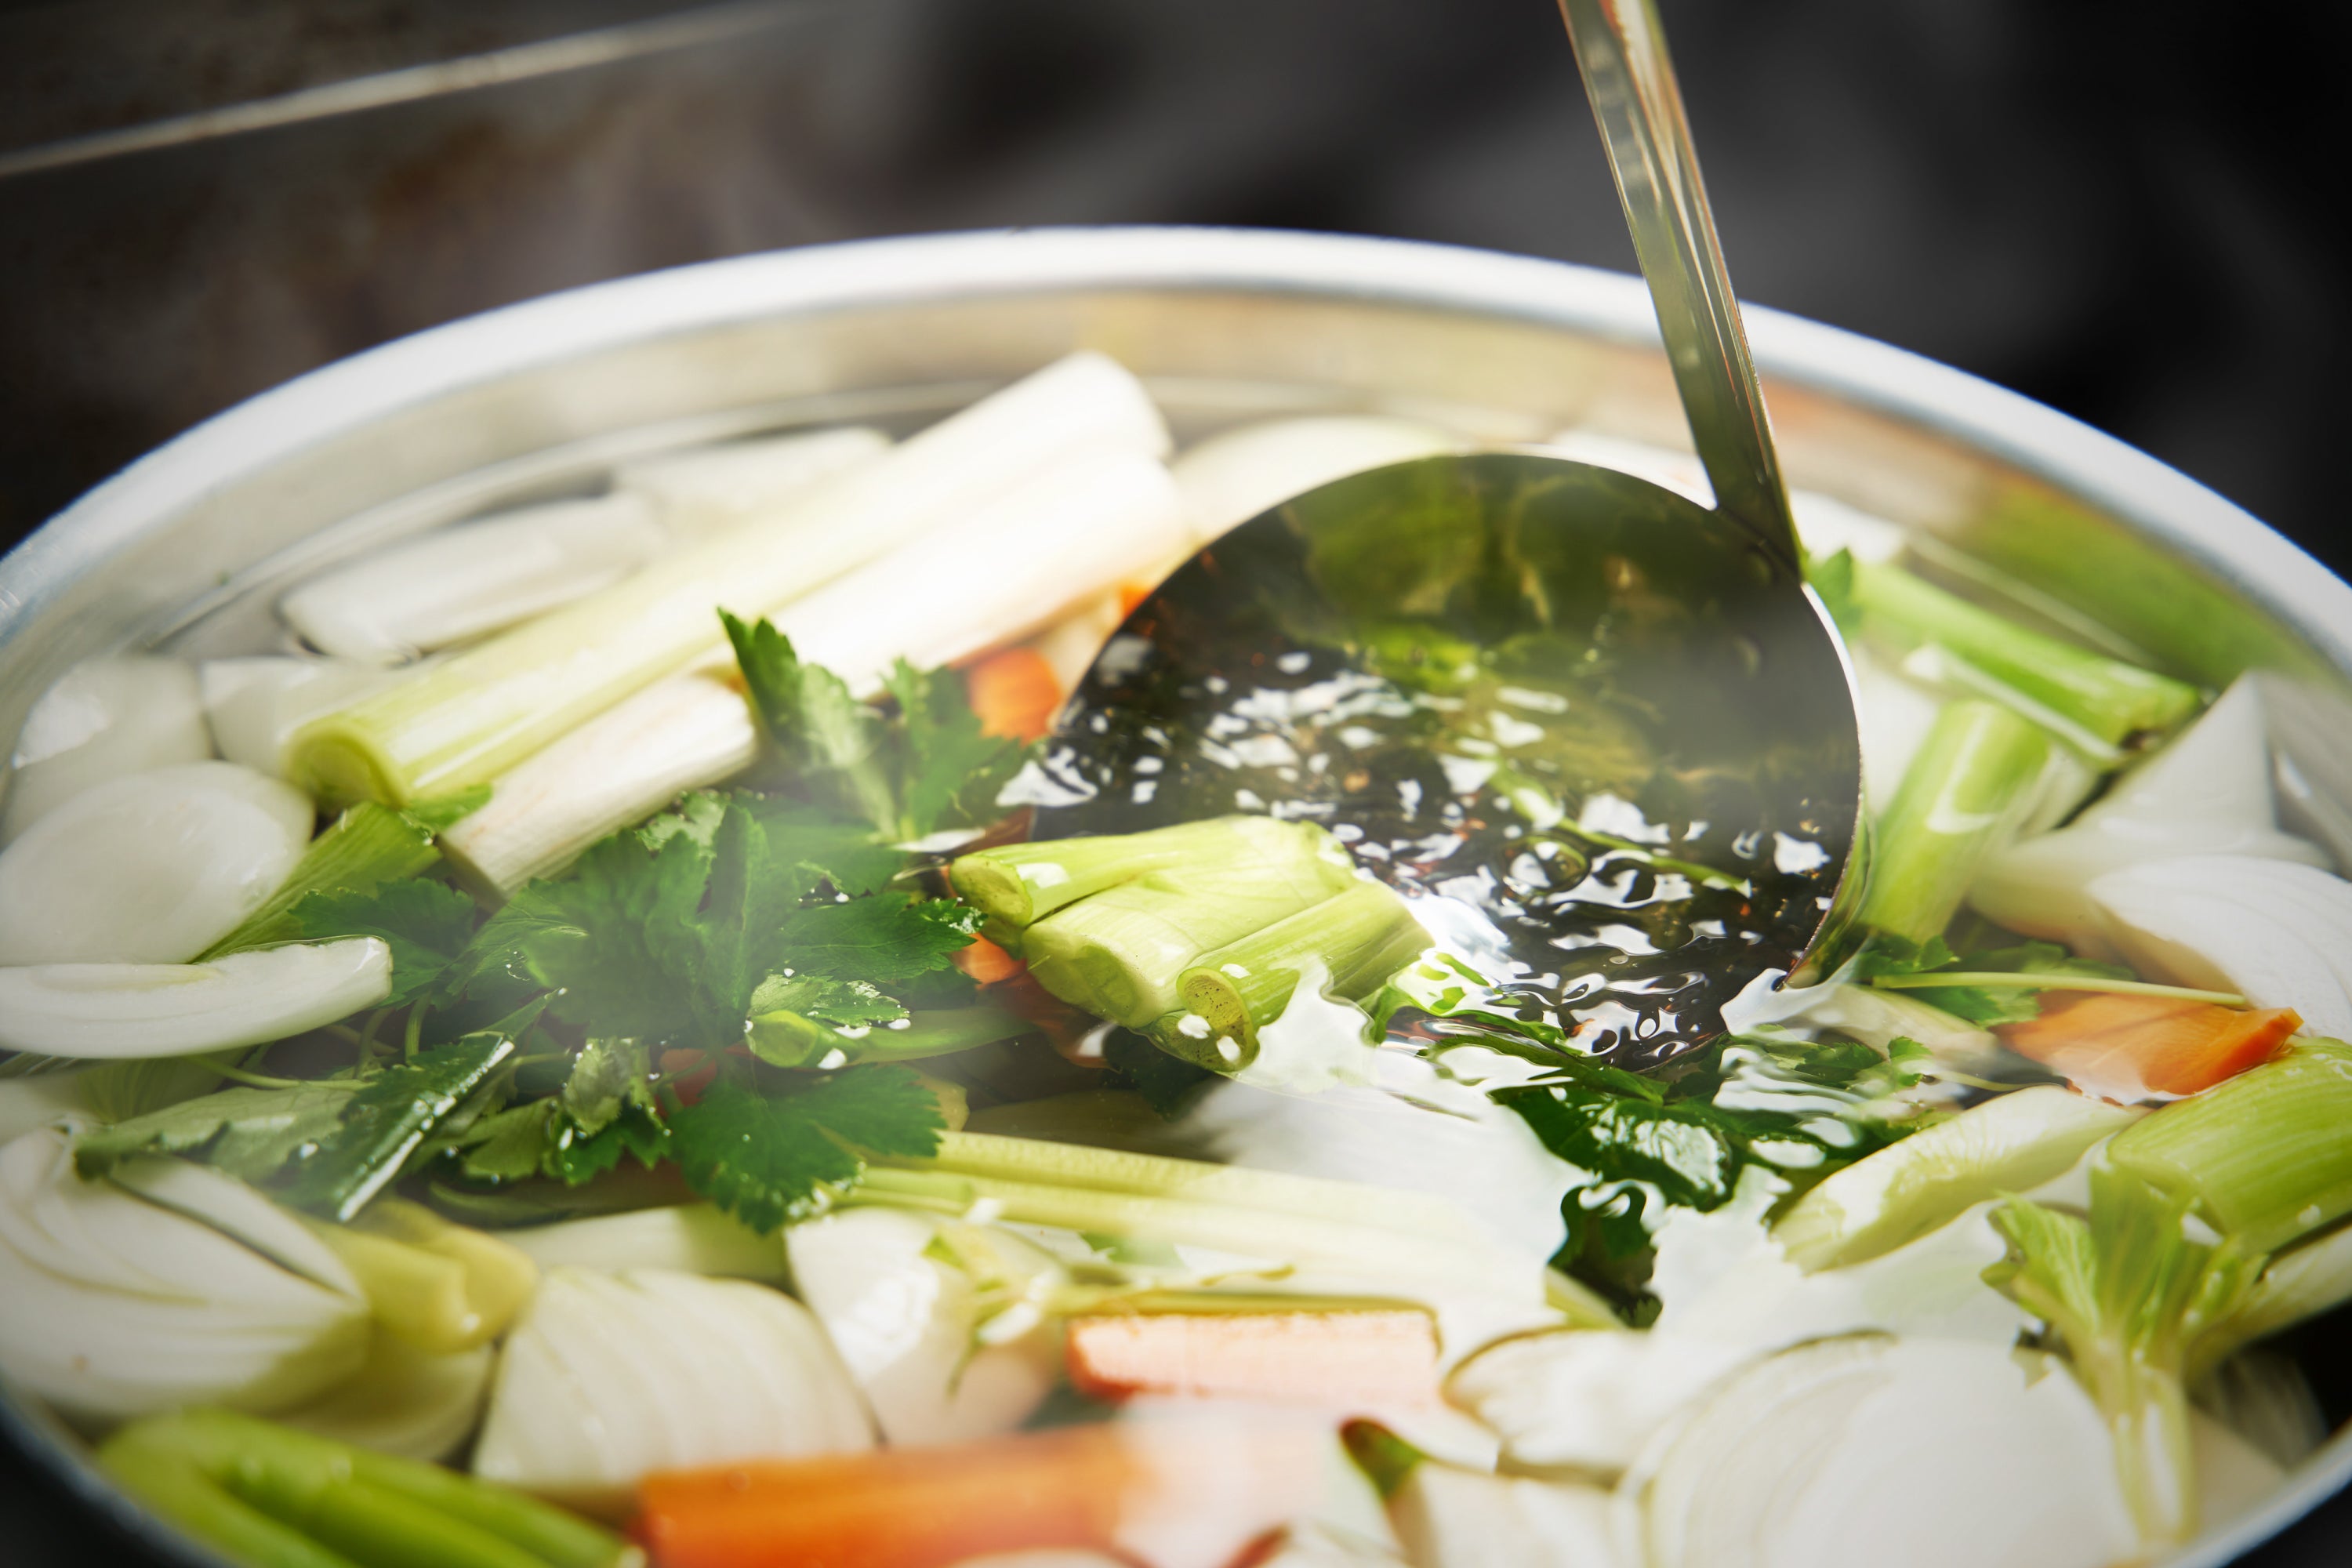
[2,657,212,844]
[1973,678,2327,953]
[613,425,891,537]
[1172,416,1465,545]
[1386,1461,1614,1568]
[275,1327,492,1461]
[500,1201,785,1281]
[0,1127,368,1425]
[0,938,391,1058]
[279,495,667,664]
[0,761,314,964]
[2090,854,2352,1039]
[786,1207,1058,1446]
[201,656,401,779]
[472,1265,874,1513]
[1631,1336,2136,1568]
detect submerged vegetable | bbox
[1857,700,2056,944]
[1997,990,2300,1101]
[304,1198,538,1355]
[1386,1461,1613,1568]
[1,655,213,844]
[0,1128,368,1424]
[472,1266,873,1514]
[1167,414,1464,542]
[2090,855,2352,1040]
[276,1327,494,1464]
[280,495,668,665]
[0,761,314,965]
[0,938,391,1058]
[612,425,890,537]
[1065,1308,1438,1406]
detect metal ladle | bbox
[1033,0,1863,1067]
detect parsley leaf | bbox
[778,895,981,983]
[1854,934,2132,1025]
[884,659,1025,837]
[561,1036,655,1135]
[1806,547,1862,637]
[286,880,478,1004]
[548,1101,673,1185]
[723,612,897,829]
[73,1080,364,1182]
[667,1069,943,1234]
[276,1027,521,1221]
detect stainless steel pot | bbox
[2,226,2345,1565]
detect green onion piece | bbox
[201,803,441,960]
[1020,853,1356,1027]
[1859,699,2051,943]
[1853,560,2201,746]
[2107,1036,2352,1254]
[951,815,1344,934]
[746,1002,1033,1068]
[1171,878,1427,1068]
[99,1409,636,1568]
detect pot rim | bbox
[2,223,2344,1566]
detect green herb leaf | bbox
[1806,547,1862,636]
[285,880,479,1004]
[884,659,1025,837]
[561,1037,655,1136]
[74,1080,364,1182]
[1102,1031,1217,1120]
[454,1101,557,1183]
[722,612,896,829]
[276,1028,520,1221]
[778,895,981,984]
[403,784,492,835]
[667,1069,943,1234]
[1857,935,2132,1025]
[201,802,443,960]
[549,1101,673,1185]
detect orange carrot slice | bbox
[965,648,1064,742]
[1998,991,2301,1099]
[637,1425,1133,1568]
[953,934,1025,986]
[1066,1310,1440,1407]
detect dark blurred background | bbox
[0,0,2347,1560]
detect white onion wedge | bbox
[613,425,891,537]
[0,1127,368,1425]
[786,1208,1059,1446]
[1171,416,1465,543]
[0,761,313,964]
[201,656,404,779]
[1386,1462,1614,1568]
[472,1265,873,1515]
[1973,678,2327,951]
[0,938,390,1058]
[2,656,213,844]
[445,447,1189,895]
[2089,854,2352,1038]
[281,495,667,665]
[1629,1336,2137,1568]
[275,1327,492,1463]
[499,1201,782,1279]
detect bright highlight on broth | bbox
[0,351,2348,1568]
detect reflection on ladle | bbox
[1033,0,1862,1069]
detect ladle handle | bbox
[1557,0,1801,564]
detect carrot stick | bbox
[953,934,1025,986]
[1066,1310,1439,1407]
[964,648,1064,742]
[634,1426,1131,1568]
[1999,991,2301,1100]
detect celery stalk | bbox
[2107,1037,2352,1253]
[202,803,441,960]
[2193,1220,2352,1378]
[952,815,1345,932]
[1171,878,1427,1065]
[100,1409,633,1568]
[1859,699,2051,942]
[1854,560,2201,746]
[1021,849,1356,1027]
[746,1002,1033,1068]
[291,353,1168,806]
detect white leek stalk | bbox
[1771,1086,2140,1270]
[1386,1462,1613,1568]
[785,1207,1059,1446]
[612,425,890,537]
[201,656,403,780]
[2,656,212,844]
[0,938,391,1058]
[276,1327,493,1462]
[439,661,756,894]
[1171,415,1464,542]
[2089,854,2352,1038]
[0,1127,368,1425]
[445,446,1189,895]
[1973,678,2326,951]
[280,495,667,665]
[498,1201,783,1280]
[472,1265,873,1514]
[292,351,1169,807]
[1849,642,1947,811]
[1628,1336,2139,1568]
[0,762,314,965]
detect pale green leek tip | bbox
[1858,697,2049,944]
